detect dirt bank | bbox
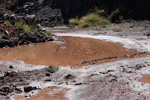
[0,36,147,67]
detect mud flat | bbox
[139,74,150,83]
[14,87,69,100]
[0,30,150,100]
[0,36,147,67]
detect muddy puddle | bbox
[139,74,150,83]
[0,36,147,67]
[14,87,69,100]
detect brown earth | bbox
[0,36,148,67]
[14,87,69,100]
[139,74,150,83]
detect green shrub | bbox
[80,14,100,27]
[30,27,38,33]
[79,22,90,28]
[110,9,124,23]
[140,23,145,27]
[23,25,31,36]
[145,32,150,36]
[4,20,11,26]
[69,17,80,26]
[15,20,24,28]
[0,35,2,43]
[47,65,56,73]
[80,14,110,28]
[46,31,51,36]
[100,19,110,28]
[93,7,105,15]
[23,24,38,36]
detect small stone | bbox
[75,83,82,85]
[24,86,32,92]
[44,79,52,82]
[9,65,13,69]
[45,73,50,76]
[64,74,75,80]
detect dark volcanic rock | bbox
[2,0,150,26]
[24,86,32,92]
[49,0,150,21]
[36,6,63,27]
[64,74,75,80]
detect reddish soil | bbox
[0,36,147,67]
[139,74,150,83]
[14,87,69,100]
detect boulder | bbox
[24,86,32,92]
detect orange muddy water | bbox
[139,74,150,83]
[14,87,69,100]
[0,36,147,67]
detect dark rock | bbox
[19,33,26,40]
[64,74,75,80]
[91,74,98,76]
[45,73,50,76]
[75,83,82,85]
[4,71,11,76]
[29,35,39,43]
[24,86,32,92]
[9,65,13,69]
[8,38,19,47]
[44,79,52,82]
[36,6,63,27]
[0,86,13,95]
[109,79,117,82]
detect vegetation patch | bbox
[23,25,38,36]
[15,20,24,28]
[45,31,51,36]
[145,32,150,36]
[109,9,124,23]
[69,17,80,26]
[69,13,110,28]
[47,65,57,73]
[0,35,2,43]
[4,20,11,26]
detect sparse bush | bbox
[15,20,24,28]
[100,19,110,28]
[4,20,11,26]
[145,32,150,36]
[140,23,145,27]
[79,22,90,28]
[47,65,56,73]
[23,25,38,36]
[110,9,124,23]
[23,25,31,36]
[69,17,80,26]
[93,7,105,16]
[0,35,2,43]
[30,27,38,33]
[79,14,110,28]
[46,31,51,36]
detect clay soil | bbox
[139,74,150,83]
[0,36,147,67]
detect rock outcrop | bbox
[1,0,150,25]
